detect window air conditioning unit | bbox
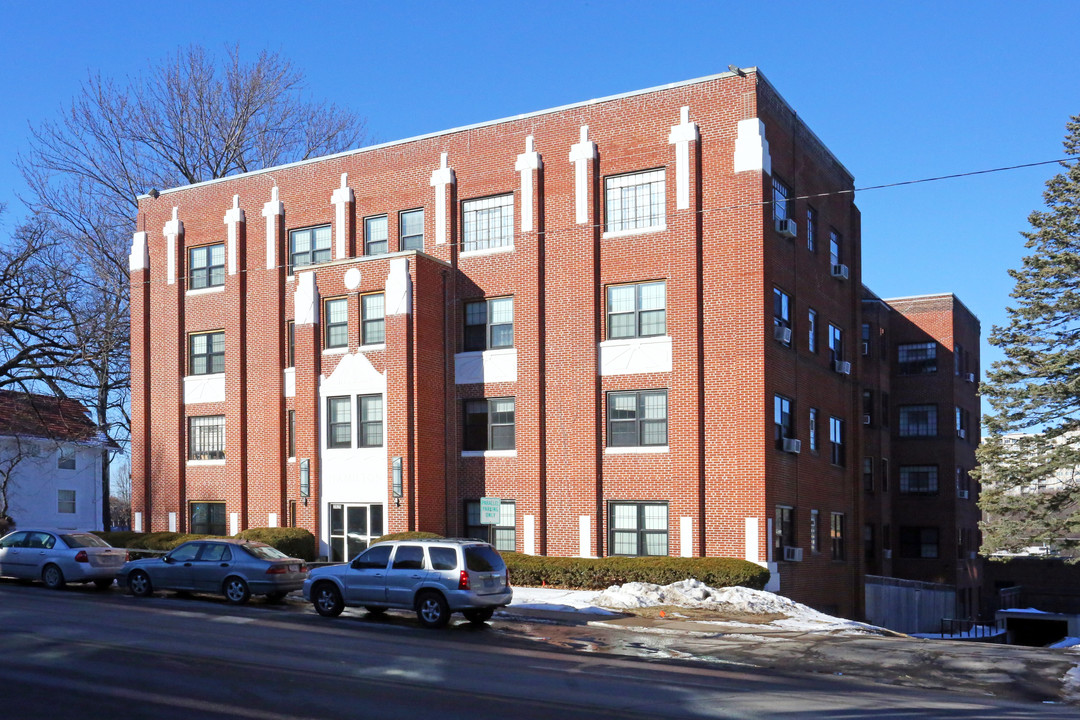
[957,429,967,439]
[831,263,849,280]
[833,359,852,375]
[965,372,976,383]
[863,414,872,425]
[783,546,803,562]
[776,217,797,239]
[883,549,892,559]
[782,438,802,454]
[957,489,970,500]
[774,325,792,344]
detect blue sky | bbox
[1,0,1078,383]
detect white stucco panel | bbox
[454,349,518,385]
[733,118,772,175]
[598,336,672,376]
[184,373,226,404]
[385,257,412,316]
[283,368,295,398]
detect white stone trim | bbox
[680,516,694,557]
[283,368,295,398]
[569,125,597,225]
[262,186,283,271]
[385,257,412,316]
[183,373,226,404]
[360,343,387,352]
[186,286,225,297]
[668,106,699,211]
[578,516,594,558]
[734,118,772,175]
[603,445,669,455]
[223,195,245,276]
[331,173,353,260]
[459,245,515,259]
[598,335,673,376]
[429,153,456,245]
[268,513,278,528]
[523,514,536,555]
[295,272,318,326]
[186,459,226,467]
[322,347,349,356]
[515,135,542,233]
[134,512,143,533]
[454,348,518,385]
[460,450,518,458]
[745,517,759,563]
[601,223,667,240]
[168,512,177,532]
[129,231,149,272]
[164,207,182,285]
[230,512,239,536]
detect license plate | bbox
[290,564,299,572]
[484,577,495,589]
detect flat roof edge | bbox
[882,293,981,324]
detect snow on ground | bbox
[1050,637,1080,650]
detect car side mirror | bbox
[163,556,174,564]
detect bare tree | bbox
[110,458,132,531]
[0,434,33,534]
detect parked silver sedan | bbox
[0,529,127,589]
[118,538,308,604]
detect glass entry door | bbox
[328,503,384,562]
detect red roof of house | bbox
[0,390,117,448]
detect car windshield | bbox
[242,544,289,560]
[61,533,111,548]
[464,546,505,572]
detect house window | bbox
[188,415,225,460]
[462,194,513,252]
[57,448,76,470]
[465,499,516,552]
[810,509,820,554]
[606,281,666,339]
[361,293,385,346]
[190,502,227,536]
[328,503,384,561]
[809,408,819,452]
[464,297,514,351]
[899,405,937,437]
[189,243,225,290]
[774,394,794,448]
[900,526,939,559]
[897,342,937,374]
[609,501,668,556]
[189,331,224,375]
[289,225,332,271]
[863,457,874,492]
[829,229,842,266]
[463,397,515,451]
[287,410,295,459]
[773,288,791,345]
[808,309,817,352]
[605,169,666,233]
[358,395,383,448]
[829,416,845,466]
[806,206,817,251]
[900,465,939,495]
[829,324,844,364]
[861,323,872,357]
[608,390,668,447]
[327,397,351,449]
[831,512,846,560]
[324,297,348,349]
[57,489,76,514]
[772,176,792,224]
[286,321,295,368]
[863,390,874,426]
[364,215,388,256]
[774,505,795,556]
[399,208,424,251]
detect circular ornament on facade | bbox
[344,268,362,290]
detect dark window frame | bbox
[357,394,384,448]
[327,396,351,449]
[361,292,385,346]
[463,397,516,451]
[188,331,225,376]
[462,193,514,252]
[465,499,516,552]
[190,501,227,536]
[399,208,424,252]
[900,465,939,495]
[899,526,939,559]
[607,389,668,447]
[289,224,332,272]
[831,512,846,561]
[604,168,666,234]
[773,287,792,345]
[188,415,225,461]
[774,505,795,556]
[606,281,667,340]
[464,296,514,351]
[772,175,792,224]
[323,297,348,349]
[829,416,845,467]
[364,214,389,256]
[897,342,938,375]
[608,501,669,557]
[774,394,794,448]
[899,404,938,437]
[188,243,225,290]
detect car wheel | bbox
[93,579,114,590]
[462,608,495,624]
[223,577,251,605]
[128,570,153,597]
[313,583,344,617]
[42,564,65,590]
[416,591,450,628]
[364,606,387,616]
[265,591,288,603]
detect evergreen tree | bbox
[977,114,1080,554]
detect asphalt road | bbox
[0,581,1073,719]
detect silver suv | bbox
[303,539,512,628]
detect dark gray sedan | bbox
[0,530,127,589]
[118,538,307,604]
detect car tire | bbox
[313,583,344,617]
[42,564,65,590]
[416,591,450,629]
[93,579,114,590]
[223,577,251,605]
[128,570,153,597]
[364,606,387,616]
[462,608,495,624]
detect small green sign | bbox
[479,497,501,525]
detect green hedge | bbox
[95,528,317,561]
[370,531,444,545]
[500,553,770,591]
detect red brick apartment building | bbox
[128,68,973,618]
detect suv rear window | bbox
[428,547,458,570]
[465,545,505,572]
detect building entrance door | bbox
[328,503,384,562]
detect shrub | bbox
[370,531,443,545]
[500,553,770,591]
[94,529,316,560]
[237,527,316,561]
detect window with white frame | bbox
[605,169,666,233]
[189,331,224,375]
[357,395,383,448]
[609,501,668,556]
[608,390,668,447]
[462,194,513,252]
[463,397,515,451]
[465,499,516,552]
[399,208,424,251]
[188,415,225,460]
[900,465,939,495]
[606,281,666,339]
[364,215,388,256]
[289,225,332,271]
[57,489,76,514]
[899,405,937,437]
[361,293,385,346]
[324,297,348,349]
[327,397,351,449]
[464,297,513,351]
[189,243,225,289]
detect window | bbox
[364,215,388,256]
[358,395,383,448]
[463,397,515,451]
[831,512,846,560]
[772,176,792,224]
[774,506,795,556]
[899,405,937,437]
[324,298,348,349]
[287,410,295,459]
[900,465,939,495]
[289,225,332,271]
[863,390,874,426]
[864,524,876,564]
[608,390,668,447]
[347,539,391,568]
[956,406,969,439]
[464,297,514,351]
[57,448,75,470]
[57,489,76,514]
[773,288,791,345]
[606,281,666,339]
[286,321,295,368]
[828,324,844,363]
[897,342,937,374]
[808,309,817,352]
[829,229,842,266]
[465,499,516,552]
[806,206,817,252]
[605,169,666,233]
[881,458,890,492]
[189,244,225,289]
[810,509,820,554]
[189,331,224,375]
[882,392,890,427]
[462,194,513,252]
[861,323,872,357]
[829,416,845,466]
[774,394,794,447]
[188,415,225,460]
[863,457,874,492]
[400,208,424,251]
[900,527,939,559]
[954,343,964,376]
[883,523,891,551]
[956,466,972,497]
[327,397,351,449]
[609,501,668,556]
[190,502,227,536]
[361,293,385,346]
[329,503,384,561]
[809,408,819,452]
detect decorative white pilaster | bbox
[668,107,700,211]
[295,271,319,326]
[331,173,353,260]
[515,135,543,233]
[429,152,456,245]
[223,195,245,276]
[129,231,149,272]
[733,118,772,175]
[385,258,413,316]
[262,186,283,270]
[163,207,183,285]
[568,125,597,225]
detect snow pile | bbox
[1050,637,1080,650]
[1064,665,1080,703]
